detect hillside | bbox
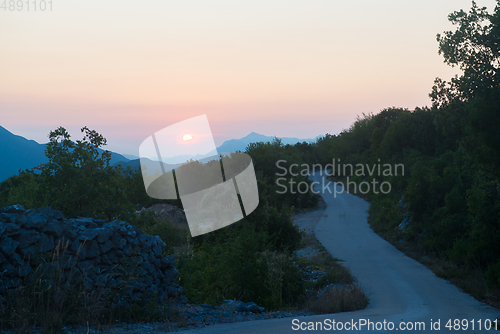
[0,126,129,182]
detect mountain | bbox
[122,154,140,160]
[216,132,321,153]
[0,126,130,183]
[115,132,322,170]
[0,127,321,182]
[0,126,49,183]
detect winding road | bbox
[174,173,499,333]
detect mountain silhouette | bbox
[216,132,321,153]
[112,132,321,171]
[0,126,129,182]
[0,127,320,182]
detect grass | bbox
[0,211,191,334]
[296,234,368,314]
[130,209,190,256]
[0,240,117,334]
[381,231,500,308]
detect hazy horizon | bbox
[2,0,497,156]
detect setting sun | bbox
[183,134,193,141]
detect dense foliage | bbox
[310,0,500,291]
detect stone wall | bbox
[0,204,186,306]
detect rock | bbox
[23,210,49,230]
[84,239,100,259]
[0,204,24,214]
[0,223,7,238]
[0,237,19,256]
[74,217,95,227]
[69,240,87,260]
[78,260,95,274]
[178,295,189,304]
[0,263,17,277]
[152,236,164,256]
[0,204,187,308]
[13,230,40,248]
[398,215,411,231]
[0,213,17,224]
[118,224,137,238]
[96,228,113,243]
[18,263,32,277]
[10,252,24,267]
[64,228,78,240]
[78,228,101,241]
[138,234,153,252]
[110,233,123,249]
[18,244,37,257]
[39,233,55,252]
[223,300,265,313]
[99,239,115,253]
[244,302,265,314]
[4,223,20,235]
[41,219,64,237]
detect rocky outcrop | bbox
[0,204,186,306]
[136,204,187,224]
[222,300,265,313]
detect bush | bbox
[256,250,304,309]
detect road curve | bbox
[173,173,499,333]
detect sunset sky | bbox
[1,0,497,156]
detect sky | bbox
[1,0,498,157]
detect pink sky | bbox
[1,0,496,156]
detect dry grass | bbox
[0,240,113,333]
[0,238,169,334]
[295,233,368,314]
[303,284,367,314]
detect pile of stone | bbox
[0,204,186,306]
[135,204,187,224]
[221,299,265,313]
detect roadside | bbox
[292,197,368,314]
[55,199,367,334]
[327,174,500,312]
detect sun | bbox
[183,133,193,141]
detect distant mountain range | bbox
[217,132,321,153]
[0,126,129,183]
[0,126,321,182]
[122,132,321,164]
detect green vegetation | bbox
[315,1,500,305]
[0,125,325,330]
[175,139,317,310]
[298,234,368,313]
[0,126,164,220]
[2,1,498,328]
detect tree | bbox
[39,126,130,219]
[431,0,500,107]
